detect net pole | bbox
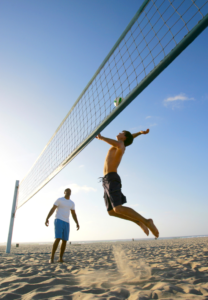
[6,180,19,254]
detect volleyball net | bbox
[17,0,208,209]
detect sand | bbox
[0,237,208,300]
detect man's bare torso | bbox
[103,146,125,175]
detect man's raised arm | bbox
[96,133,122,148]
[132,129,150,139]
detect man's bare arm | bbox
[71,210,80,230]
[96,133,123,148]
[132,129,149,139]
[45,205,57,226]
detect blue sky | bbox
[0,0,207,244]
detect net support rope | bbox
[17,0,208,209]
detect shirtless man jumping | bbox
[96,129,159,238]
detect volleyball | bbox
[114,97,123,107]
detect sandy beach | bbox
[0,237,208,300]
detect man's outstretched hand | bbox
[141,129,149,134]
[95,133,102,140]
[132,128,150,139]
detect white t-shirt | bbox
[54,197,75,223]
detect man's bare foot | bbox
[137,221,149,236]
[146,219,159,238]
[49,258,54,264]
[57,258,64,263]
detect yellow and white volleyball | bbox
[114,97,123,107]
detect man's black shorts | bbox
[102,172,127,211]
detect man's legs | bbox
[49,238,61,263]
[57,220,69,262]
[112,205,159,238]
[108,210,149,236]
[58,240,67,263]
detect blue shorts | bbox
[54,219,70,241]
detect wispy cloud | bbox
[130,126,143,131]
[146,116,152,119]
[149,123,157,127]
[44,183,97,199]
[62,183,96,194]
[164,93,195,108]
[79,165,84,168]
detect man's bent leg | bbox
[113,205,159,238]
[58,240,67,262]
[50,238,60,263]
[108,209,149,236]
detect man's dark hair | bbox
[64,188,71,193]
[123,130,133,147]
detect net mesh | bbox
[17,0,208,208]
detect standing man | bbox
[96,129,159,238]
[45,188,80,263]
